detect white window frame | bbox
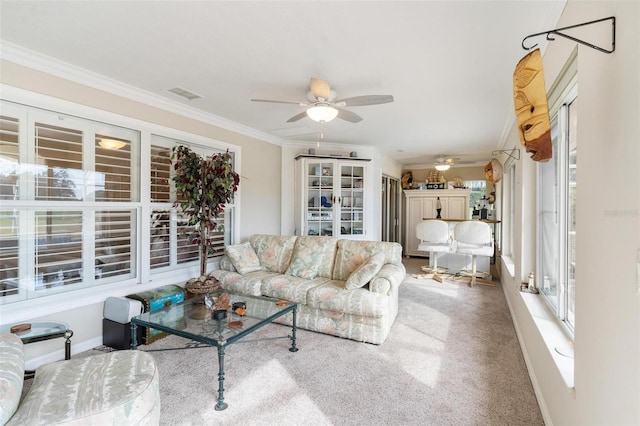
[500,160,516,277]
[0,86,241,323]
[536,53,578,335]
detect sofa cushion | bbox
[225,242,263,274]
[7,350,160,426]
[333,240,403,281]
[345,252,386,290]
[261,274,331,304]
[0,334,24,425]
[285,236,338,279]
[306,280,389,317]
[211,269,279,296]
[250,234,297,273]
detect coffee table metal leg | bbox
[130,323,138,350]
[64,329,74,360]
[215,345,228,411]
[289,305,299,352]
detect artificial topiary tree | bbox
[171,145,239,277]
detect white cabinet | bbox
[404,189,471,256]
[295,156,371,238]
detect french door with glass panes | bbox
[296,157,369,238]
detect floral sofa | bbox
[0,333,160,425]
[211,234,405,344]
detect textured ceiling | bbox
[0,1,565,166]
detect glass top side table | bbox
[1,321,74,378]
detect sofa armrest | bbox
[369,263,406,295]
[0,334,25,425]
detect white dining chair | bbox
[416,220,451,281]
[454,221,495,287]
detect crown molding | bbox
[0,41,284,146]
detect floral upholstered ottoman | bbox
[1,333,160,426]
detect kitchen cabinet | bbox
[295,156,370,238]
[403,189,471,256]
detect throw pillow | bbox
[285,236,337,280]
[345,252,386,290]
[225,242,262,275]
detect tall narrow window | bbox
[538,63,577,332]
[0,115,20,297]
[500,161,516,276]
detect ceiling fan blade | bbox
[335,95,394,107]
[251,98,305,105]
[309,77,331,101]
[336,108,363,123]
[286,111,309,123]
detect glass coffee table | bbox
[130,291,298,411]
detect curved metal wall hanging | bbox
[522,16,616,54]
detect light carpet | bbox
[38,258,544,425]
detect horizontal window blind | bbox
[95,209,134,279]
[150,210,171,269]
[0,116,19,201]
[150,145,171,202]
[177,213,200,265]
[35,122,83,201]
[35,210,83,291]
[95,135,132,202]
[0,210,19,297]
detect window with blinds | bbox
[0,210,19,298]
[95,209,135,279]
[35,210,83,290]
[35,123,83,201]
[1,99,237,305]
[95,136,132,201]
[150,145,171,202]
[0,116,19,200]
[177,213,200,265]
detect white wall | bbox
[501,1,640,424]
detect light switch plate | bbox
[637,249,640,296]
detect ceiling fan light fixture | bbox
[306,105,338,123]
[435,164,451,171]
[98,138,127,150]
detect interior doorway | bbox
[381,175,401,243]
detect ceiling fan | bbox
[251,77,394,124]
[432,156,473,171]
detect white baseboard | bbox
[24,336,104,371]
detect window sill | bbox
[501,254,515,277]
[519,290,575,391]
[0,264,204,326]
